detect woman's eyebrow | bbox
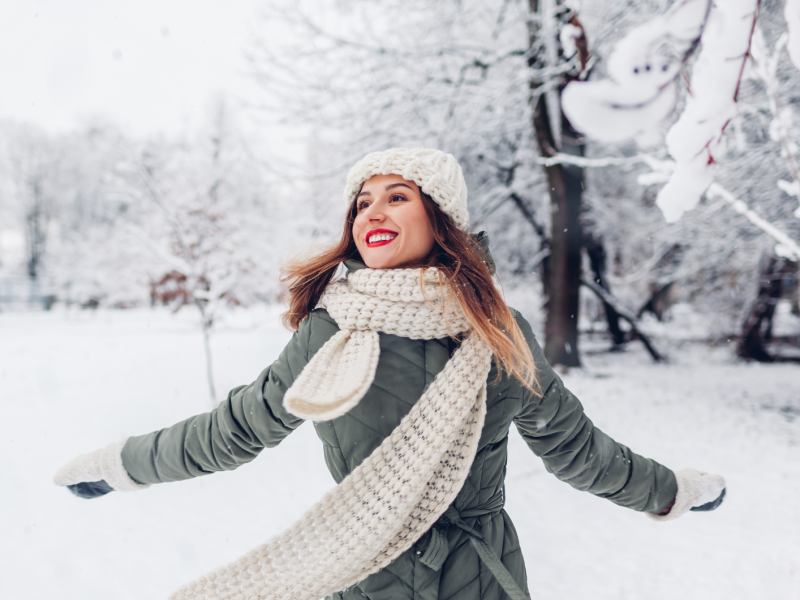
[357,183,412,198]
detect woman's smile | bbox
[366,228,398,247]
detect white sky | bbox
[0,0,264,136]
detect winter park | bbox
[1,1,799,599]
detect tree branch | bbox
[707,183,800,261]
[580,277,665,362]
[508,192,547,238]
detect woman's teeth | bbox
[368,234,396,243]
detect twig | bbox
[535,153,650,168]
[707,183,800,261]
[508,192,547,237]
[580,278,665,362]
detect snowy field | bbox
[1,306,798,600]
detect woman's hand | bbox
[66,480,115,499]
[690,486,726,511]
[649,468,726,521]
[53,440,150,498]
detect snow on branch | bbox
[535,153,645,168]
[638,158,800,260]
[656,0,760,223]
[748,24,800,220]
[707,183,800,261]
[534,152,678,176]
[563,0,762,223]
[787,0,800,71]
[562,0,712,145]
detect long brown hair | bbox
[281,193,539,393]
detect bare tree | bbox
[247,0,610,363]
[5,125,62,283]
[738,255,798,361]
[118,102,269,405]
[527,0,590,366]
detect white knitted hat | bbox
[343,148,470,231]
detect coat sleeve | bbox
[120,311,333,485]
[510,310,678,515]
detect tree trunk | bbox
[584,234,625,346]
[25,176,49,281]
[528,0,585,367]
[636,282,676,322]
[738,257,793,361]
[196,301,218,406]
[531,95,584,367]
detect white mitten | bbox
[53,440,150,492]
[648,468,726,522]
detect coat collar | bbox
[344,231,497,274]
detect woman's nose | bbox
[363,203,386,221]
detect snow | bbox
[558,23,582,60]
[656,0,758,222]
[787,0,800,72]
[706,183,800,262]
[1,307,799,599]
[562,0,762,223]
[777,179,800,218]
[561,0,709,145]
[561,76,679,144]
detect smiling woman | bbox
[278,150,539,393]
[53,148,726,600]
[353,174,435,268]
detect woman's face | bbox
[352,174,435,269]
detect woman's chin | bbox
[365,258,401,269]
[362,249,405,269]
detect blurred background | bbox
[1,0,799,367]
[0,1,798,599]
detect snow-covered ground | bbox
[1,306,798,600]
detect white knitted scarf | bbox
[170,268,493,600]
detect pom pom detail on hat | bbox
[343,148,470,231]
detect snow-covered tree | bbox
[2,123,63,282]
[114,100,278,403]
[564,0,800,358]
[248,0,621,365]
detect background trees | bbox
[4,123,62,283]
[0,0,798,367]
[244,0,799,364]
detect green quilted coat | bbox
[121,236,677,600]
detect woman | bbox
[55,148,726,600]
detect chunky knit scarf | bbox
[170,268,493,600]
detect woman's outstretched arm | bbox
[54,309,340,494]
[121,366,303,485]
[510,310,679,515]
[514,374,679,514]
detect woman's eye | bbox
[389,194,407,203]
[358,200,370,211]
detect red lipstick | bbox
[366,228,398,248]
